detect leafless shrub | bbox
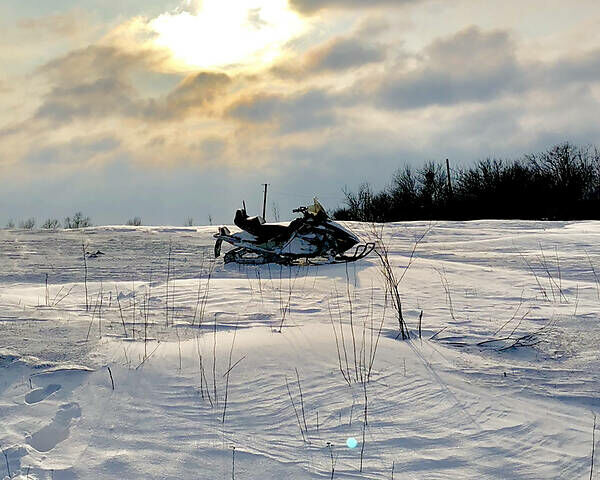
[370,224,430,340]
[126,217,142,226]
[19,218,36,229]
[64,212,92,229]
[184,217,194,227]
[42,218,60,230]
[6,219,15,228]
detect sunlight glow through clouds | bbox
[149,0,307,71]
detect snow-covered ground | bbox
[1,221,599,479]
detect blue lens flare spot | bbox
[346,437,358,449]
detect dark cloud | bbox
[289,0,420,14]
[535,49,600,88]
[162,72,231,116]
[36,77,139,121]
[371,27,524,110]
[227,89,336,133]
[355,16,390,37]
[272,34,386,79]
[304,37,385,72]
[368,27,600,112]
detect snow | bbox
[0,221,599,479]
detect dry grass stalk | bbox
[165,240,172,326]
[370,224,425,340]
[114,284,128,337]
[345,263,359,381]
[285,375,307,443]
[213,314,218,405]
[222,324,239,423]
[591,413,597,480]
[295,368,309,435]
[585,251,600,301]
[326,442,336,479]
[82,240,88,312]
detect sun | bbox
[149,0,307,71]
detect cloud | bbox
[161,72,231,117]
[227,89,336,133]
[25,135,121,166]
[271,32,387,79]
[535,48,600,88]
[36,77,139,122]
[366,26,600,112]
[304,37,385,72]
[0,36,235,173]
[370,26,524,110]
[39,45,163,85]
[18,10,90,38]
[288,0,421,14]
[0,80,11,94]
[35,45,231,122]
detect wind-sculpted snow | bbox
[0,221,599,478]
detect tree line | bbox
[333,142,600,221]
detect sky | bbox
[1,0,600,225]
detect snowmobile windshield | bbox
[307,199,326,216]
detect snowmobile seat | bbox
[234,209,289,241]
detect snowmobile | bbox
[214,199,374,265]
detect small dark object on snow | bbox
[86,250,105,258]
[214,199,374,265]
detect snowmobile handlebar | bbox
[292,206,308,213]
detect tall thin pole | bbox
[262,184,268,220]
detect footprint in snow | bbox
[26,402,81,453]
[25,384,61,404]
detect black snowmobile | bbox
[214,199,374,265]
